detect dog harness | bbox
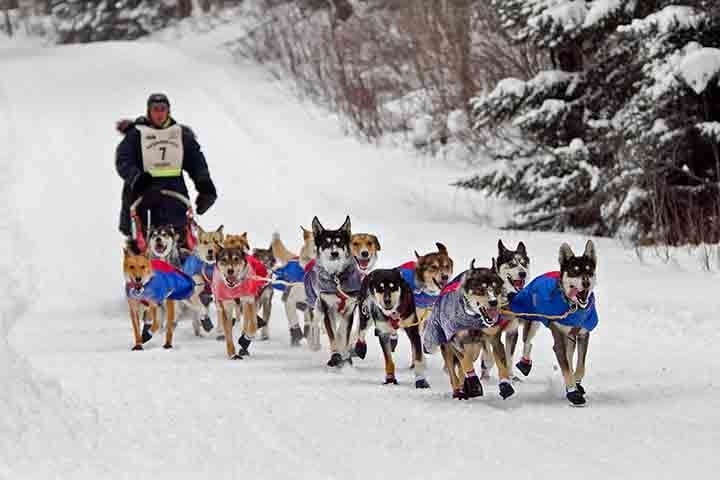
[272,258,306,292]
[182,254,214,292]
[423,277,509,352]
[509,272,598,331]
[126,260,195,304]
[397,261,441,310]
[304,259,362,310]
[212,255,269,302]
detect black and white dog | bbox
[355,269,430,388]
[481,240,534,379]
[148,225,182,267]
[304,216,363,367]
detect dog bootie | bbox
[256,315,267,329]
[415,377,430,389]
[238,334,253,357]
[131,345,143,351]
[383,374,398,385]
[575,382,586,395]
[290,326,304,346]
[303,324,310,339]
[516,357,532,376]
[327,352,343,367]
[566,388,586,406]
[353,340,367,359]
[141,324,153,344]
[464,374,483,398]
[499,379,515,400]
[201,316,214,333]
[453,388,467,400]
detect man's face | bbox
[149,103,169,127]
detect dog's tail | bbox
[271,232,298,265]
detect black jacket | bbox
[115,117,214,236]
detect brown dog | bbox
[351,233,381,276]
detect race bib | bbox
[138,124,184,177]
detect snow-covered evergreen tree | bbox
[462,0,720,244]
[51,0,174,43]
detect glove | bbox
[116,119,134,134]
[195,177,217,215]
[131,172,154,196]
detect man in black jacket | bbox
[116,93,217,242]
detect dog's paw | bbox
[256,315,267,329]
[516,358,532,376]
[575,382,586,396]
[566,389,586,406]
[230,353,244,360]
[415,378,430,389]
[131,345,143,351]
[353,340,367,359]
[327,353,343,367]
[499,381,515,400]
[163,343,173,349]
[383,374,399,385]
[215,334,225,342]
[201,316,214,333]
[463,376,483,398]
[141,325,153,344]
[452,389,468,400]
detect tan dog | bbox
[351,233,381,276]
[123,248,176,350]
[183,225,224,336]
[224,232,250,251]
[212,247,266,359]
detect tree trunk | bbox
[4,8,12,38]
[177,0,193,19]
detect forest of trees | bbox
[3,0,719,247]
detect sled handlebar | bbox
[130,189,193,214]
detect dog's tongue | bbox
[486,308,499,322]
[358,259,370,269]
[569,287,579,300]
[512,279,525,290]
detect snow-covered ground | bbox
[1,26,719,479]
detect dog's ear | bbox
[414,250,422,261]
[517,241,527,256]
[436,242,448,254]
[311,217,324,238]
[301,225,312,240]
[491,257,497,273]
[216,225,224,235]
[583,240,597,264]
[498,239,508,255]
[559,243,575,267]
[123,247,130,257]
[372,235,381,251]
[469,258,476,270]
[240,232,249,249]
[340,216,351,236]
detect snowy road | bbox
[1,37,719,479]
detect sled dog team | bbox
[124,216,598,406]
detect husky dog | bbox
[509,241,599,406]
[252,242,276,341]
[304,216,362,367]
[424,261,515,400]
[355,269,430,388]
[182,225,224,336]
[212,246,268,359]
[147,225,181,267]
[481,240,533,379]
